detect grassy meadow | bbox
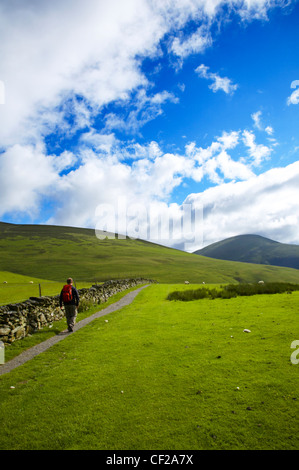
[0,271,93,305]
[1,284,298,450]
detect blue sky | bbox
[0,0,299,251]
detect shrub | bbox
[77,298,97,313]
[167,282,299,302]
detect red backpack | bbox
[62,284,73,303]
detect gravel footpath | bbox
[0,285,149,376]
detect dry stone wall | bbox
[0,278,155,344]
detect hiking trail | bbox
[0,285,149,376]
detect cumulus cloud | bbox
[0,144,60,216]
[44,127,272,231]
[185,130,254,183]
[251,110,263,130]
[186,134,254,184]
[103,89,179,134]
[265,126,274,136]
[0,0,285,147]
[251,110,275,137]
[195,64,238,94]
[0,0,166,146]
[186,131,240,161]
[170,25,212,59]
[242,130,272,166]
[185,160,299,249]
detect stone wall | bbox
[0,278,154,344]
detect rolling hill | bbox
[194,234,299,269]
[1,222,299,284]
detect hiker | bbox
[59,278,79,332]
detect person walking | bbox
[59,278,79,332]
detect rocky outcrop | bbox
[0,278,155,344]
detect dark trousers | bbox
[64,304,77,330]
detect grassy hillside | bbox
[1,222,299,284]
[194,234,299,269]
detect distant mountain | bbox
[194,234,299,270]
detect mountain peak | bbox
[194,234,299,269]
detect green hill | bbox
[1,222,299,284]
[194,234,299,270]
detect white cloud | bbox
[236,0,277,20]
[0,144,60,216]
[0,0,167,146]
[186,130,240,163]
[198,150,254,184]
[58,156,299,251]
[187,128,276,183]
[251,110,263,130]
[103,89,179,134]
[265,126,274,135]
[185,160,299,249]
[0,0,285,148]
[217,131,240,149]
[170,25,212,59]
[216,150,254,181]
[126,141,163,160]
[195,64,238,94]
[251,110,275,136]
[242,130,272,166]
[80,131,119,154]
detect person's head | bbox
[67,278,73,285]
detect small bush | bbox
[167,282,299,302]
[78,298,97,313]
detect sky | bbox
[0,0,299,252]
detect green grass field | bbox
[0,271,93,305]
[1,284,298,450]
[1,222,299,286]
